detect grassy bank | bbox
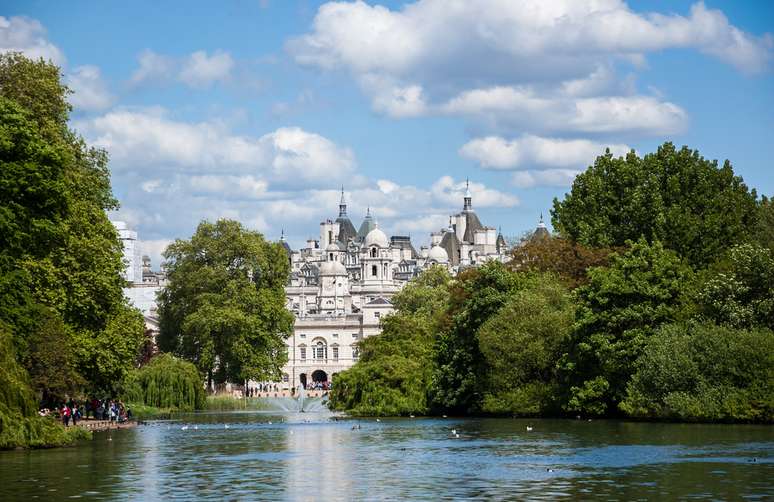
[126,403,179,421]
[0,413,92,450]
[204,395,272,411]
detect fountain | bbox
[259,386,328,413]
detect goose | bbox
[376,419,381,422]
[181,425,189,431]
[526,426,533,432]
[224,424,229,429]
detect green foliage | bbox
[0,326,90,449]
[551,142,759,267]
[0,53,144,402]
[694,243,774,331]
[754,196,774,251]
[561,240,692,415]
[329,267,451,416]
[478,274,574,415]
[621,323,773,422]
[123,354,205,411]
[157,219,294,384]
[431,262,527,413]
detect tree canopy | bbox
[551,142,759,267]
[0,53,144,403]
[157,219,293,385]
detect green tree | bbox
[431,261,524,413]
[551,143,759,267]
[478,273,574,415]
[561,239,692,416]
[621,322,773,422]
[157,219,293,386]
[329,266,451,416]
[123,354,205,411]
[753,195,774,251]
[0,53,144,398]
[694,243,774,331]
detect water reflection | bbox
[0,413,771,500]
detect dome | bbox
[427,244,449,263]
[325,242,340,252]
[364,227,389,248]
[319,260,347,276]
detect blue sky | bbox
[2,0,772,264]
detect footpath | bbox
[76,419,137,431]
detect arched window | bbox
[370,247,377,258]
[371,265,377,277]
[329,252,334,261]
[312,338,327,360]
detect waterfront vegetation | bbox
[122,354,206,412]
[330,145,774,422]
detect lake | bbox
[1,408,772,500]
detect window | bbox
[372,265,377,277]
[332,333,338,338]
[375,311,381,319]
[299,334,306,339]
[282,373,289,383]
[352,333,359,339]
[314,340,327,360]
[332,346,339,361]
[370,247,377,258]
[352,346,360,361]
[300,347,306,360]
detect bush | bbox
[123,354,205,411]
[621,322,774,422]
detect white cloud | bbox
[130,49,234,89]
[430,176,519,208]
[287,0,770,135]
[442,87,687,135]
[75,109,356,186]
[130,49,174,85]
[66,65,114,111]
[0,16,65,64]
[511,169,581,188]
[179,50,234,88]
[460,135,631,170]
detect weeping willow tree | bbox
[124,354,205,411]
[0,327,90,449]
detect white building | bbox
[255,185,510,394]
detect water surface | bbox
[1,410,772,500]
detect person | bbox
[61,404,70,427]
[71,404,79,426]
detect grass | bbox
[204,395,272,411]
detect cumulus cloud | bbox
[75,109,356,186]
[130,49,234,88]
[0,15,65,64]
[66,65,114,111]
[511,169,581,189]
[460,135,631,170]
[287,0,770,134]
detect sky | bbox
[2,0,773,265]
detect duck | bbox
[526,426,533,432]
[181,425,189,431]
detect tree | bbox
[754,196,774,251]
[329,266,451,416]
[431,261,524,413]
[123,354,205,411]
[694,243,774,331]
[157,219,293,386]
[478,273,574,415]
[551,143,759,267]
[561,239,692,416]
[0,53,144,399]
[621,322,773,422]
[509,236,617,288]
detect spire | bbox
[366,206,371,218]
[280,228,286,241]
[463,178,472,211]
[338,186,347,217]
[538,212,546,229]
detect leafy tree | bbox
[561,239,692,416]
[693,243,774,331]
[123,354,205,411]
[621,322,773,422]
[157,219,293,386]
[551,143,759,267]
[0,53,144,399]
[431,261,525,413]
[478,273,574,415]
[329,266,451,416]
[754,195,774,251]
[509,236,617,288]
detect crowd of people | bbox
[306,381,331,391]
[40,399,133,427]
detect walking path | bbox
[77,419,137,431]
